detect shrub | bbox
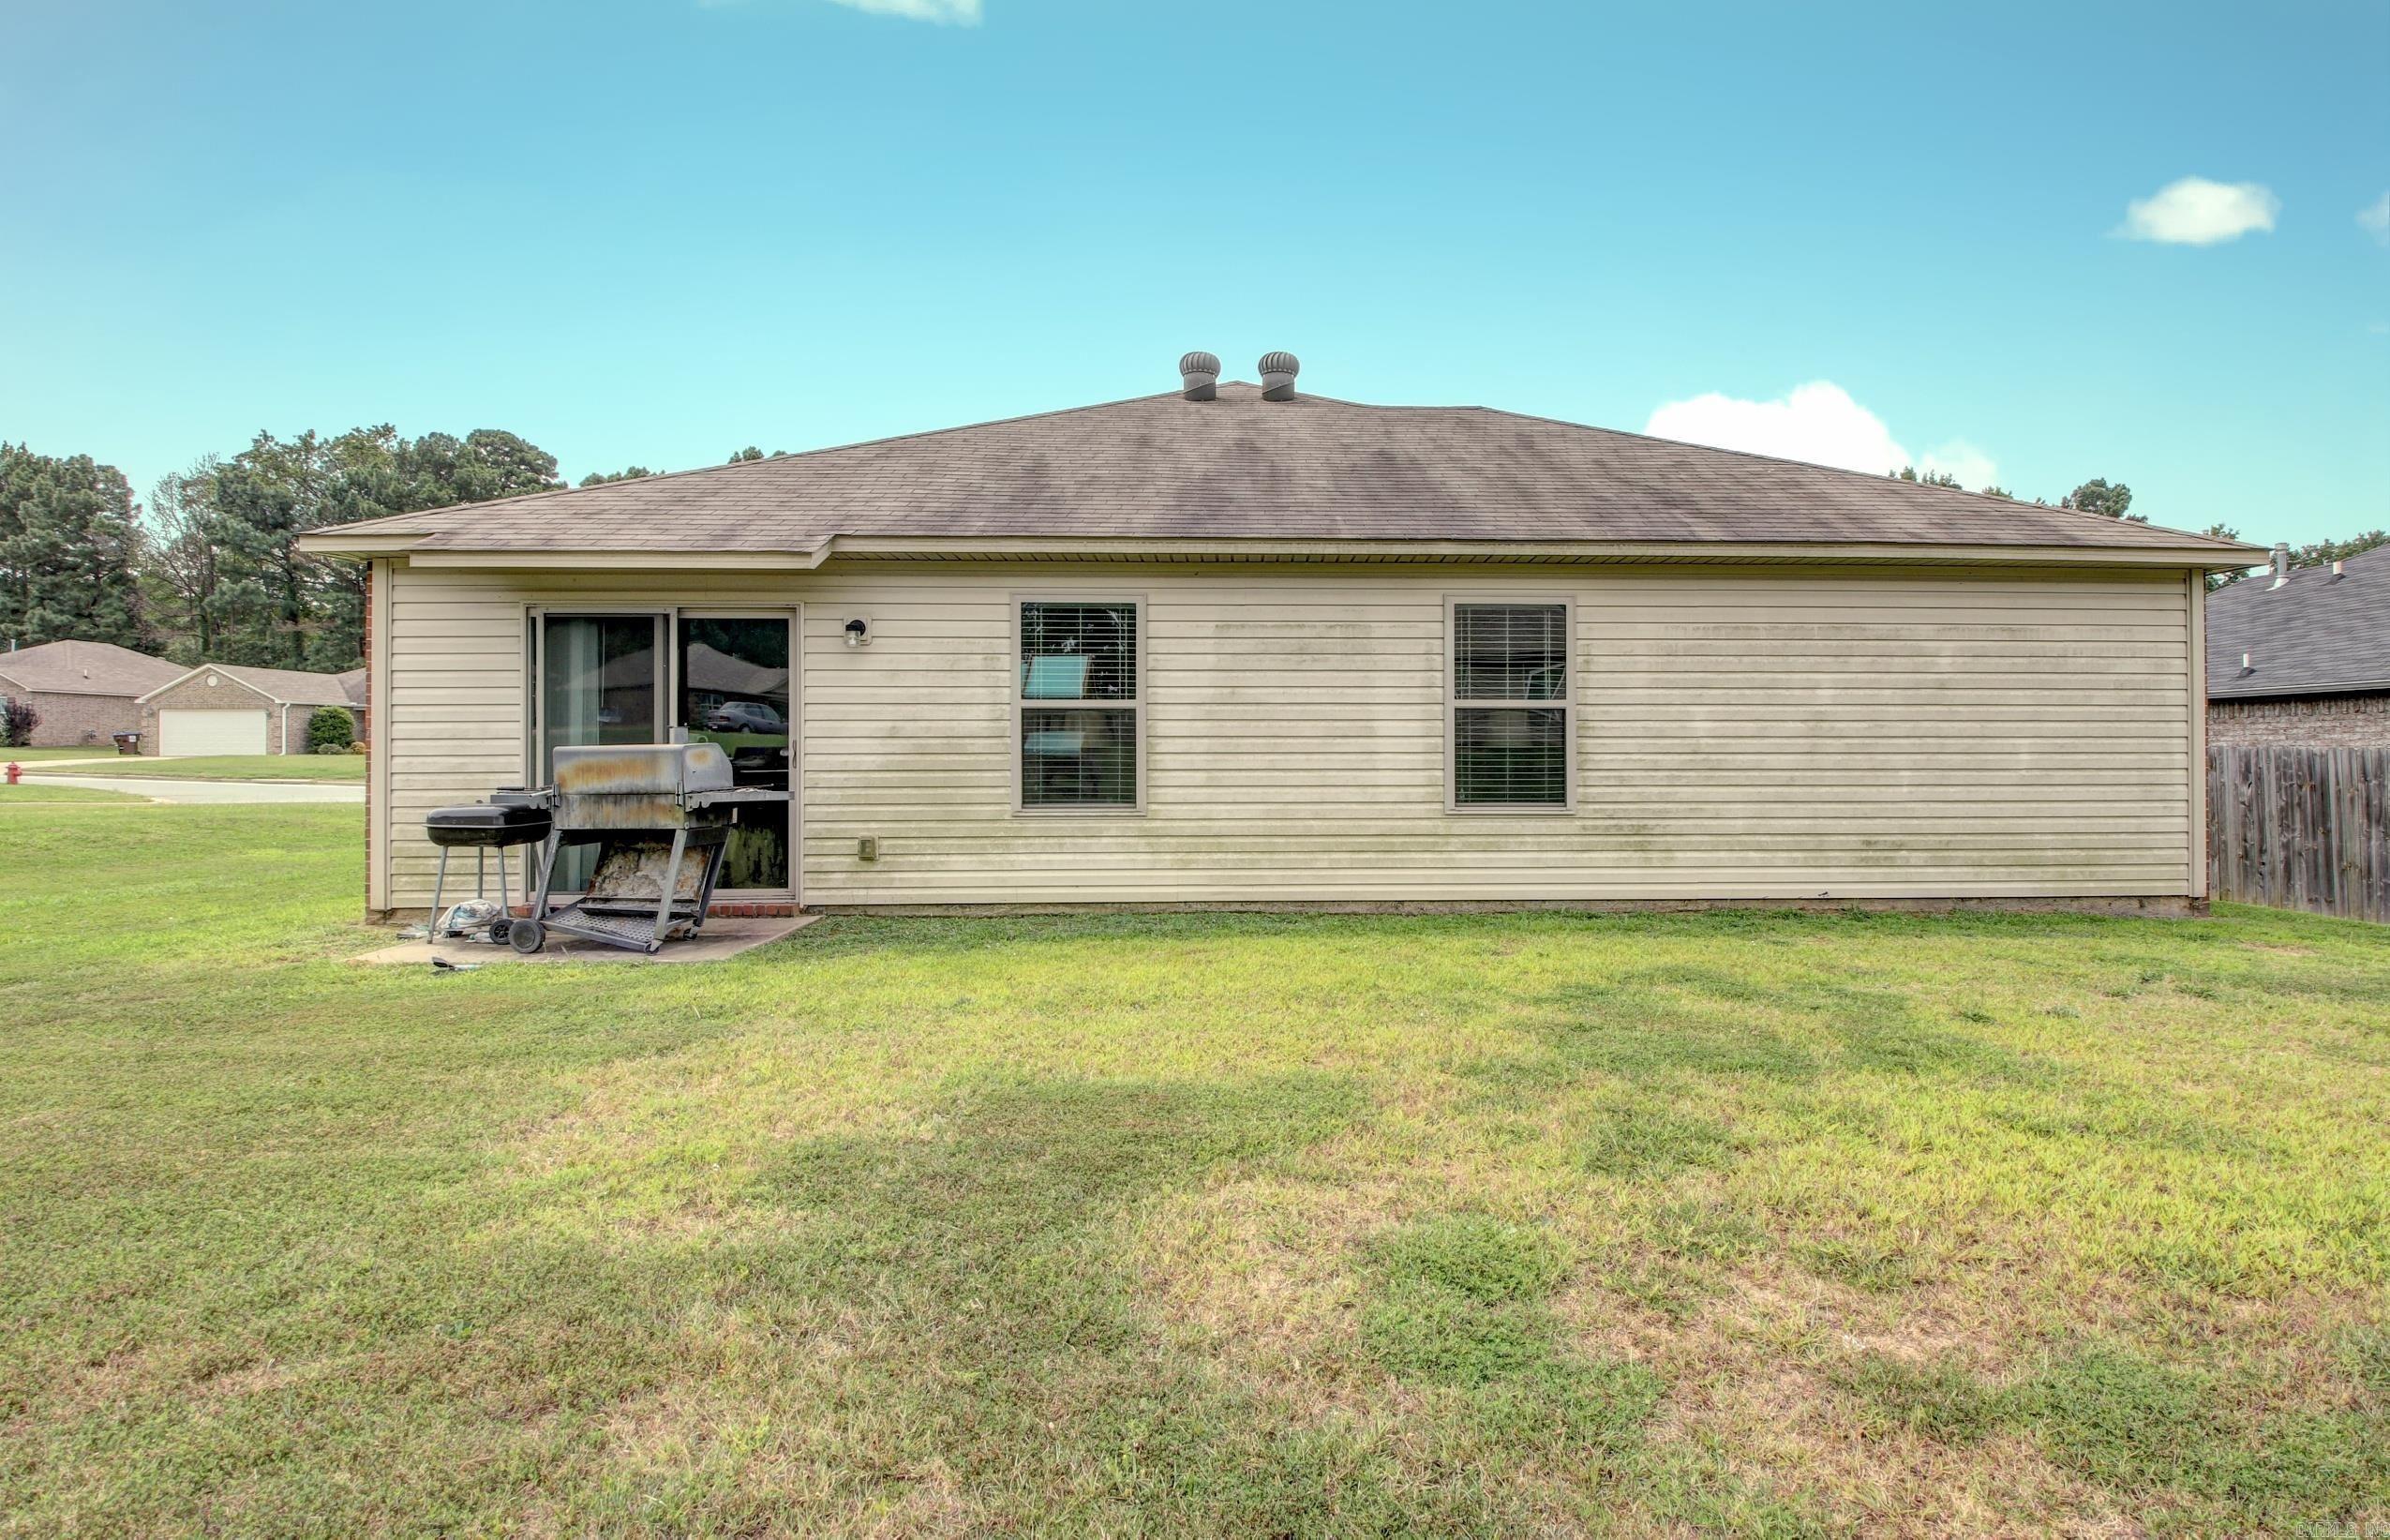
[306,706,355,753]
[347,740,368,755]
[0,696,37,748]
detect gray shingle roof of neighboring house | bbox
[2206,546,2390,701]
[308,383,2254,559]
[142,663,361,707]
[336,668,368,708]
[685,642,788,700]
[0,639,186,697]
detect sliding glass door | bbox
[530,608,796,896]
[537,614,665,891]
[538,615,663,778]
[677,614,791,892]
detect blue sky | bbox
[4,0,2383,549]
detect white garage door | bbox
[158,709,269,756]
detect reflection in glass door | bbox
[677,615,791,891]
[539,614,663,890]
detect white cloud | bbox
[1642,381,1998,487]
[824,0,980,19]
[2360,192,2390,247]
[1918,440,1998,490]
[2117,176,2279,245]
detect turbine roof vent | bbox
[1258,351,1300,401]
[1177,351,1220,402]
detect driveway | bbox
[27,775,365,805]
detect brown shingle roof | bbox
[0,639,185,698]
[316,383,2253,558]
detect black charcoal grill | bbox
[423,802,552,941]
[504,742,787,955]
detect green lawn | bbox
[0,782,147,804]
[23,752,366,782]
[0,745,137,762]
[3,804,2385,1537]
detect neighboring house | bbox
[0,639,186,748]
[2205,545,2390,749]
[301,357,2258,918]
[337,668,372,744]
[135,664,365,755]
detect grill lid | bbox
[426,803,553,830]
[552,742,735,797]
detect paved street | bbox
[24,775,365,804]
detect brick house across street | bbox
[0,639,186,748]
[135,664,369,756]
[2206,546,2390,749]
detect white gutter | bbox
[303,535,2263,571]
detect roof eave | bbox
[310,534,2254,570]
[2209,678,2390,702]
[820,535,2252,567]
[0,682,153,700]
[400,546,835,571]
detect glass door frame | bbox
[529,608,667,783]
[522,604,801,905]
[677,605,800,905]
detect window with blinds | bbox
[1449,601,1572,808]
[1017,600,1141,809]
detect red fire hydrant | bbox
[5,762,20,785]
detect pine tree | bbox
[0,442,149,648]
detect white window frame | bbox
[1010,592,1146,816]
[1444,594,1576,815]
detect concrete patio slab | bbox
[351,912,817,966]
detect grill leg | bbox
[689,838,728,938]
[429,847,451,940]
[651,829,690,952]
[530,831,560,918]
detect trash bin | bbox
[112,731,142,755]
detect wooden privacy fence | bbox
[2207,746,2390,922]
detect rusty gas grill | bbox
[500,742,788,955]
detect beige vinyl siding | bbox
[376,560,2195,909]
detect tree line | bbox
[1887,471,2390,590]
[1,432,769,672]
